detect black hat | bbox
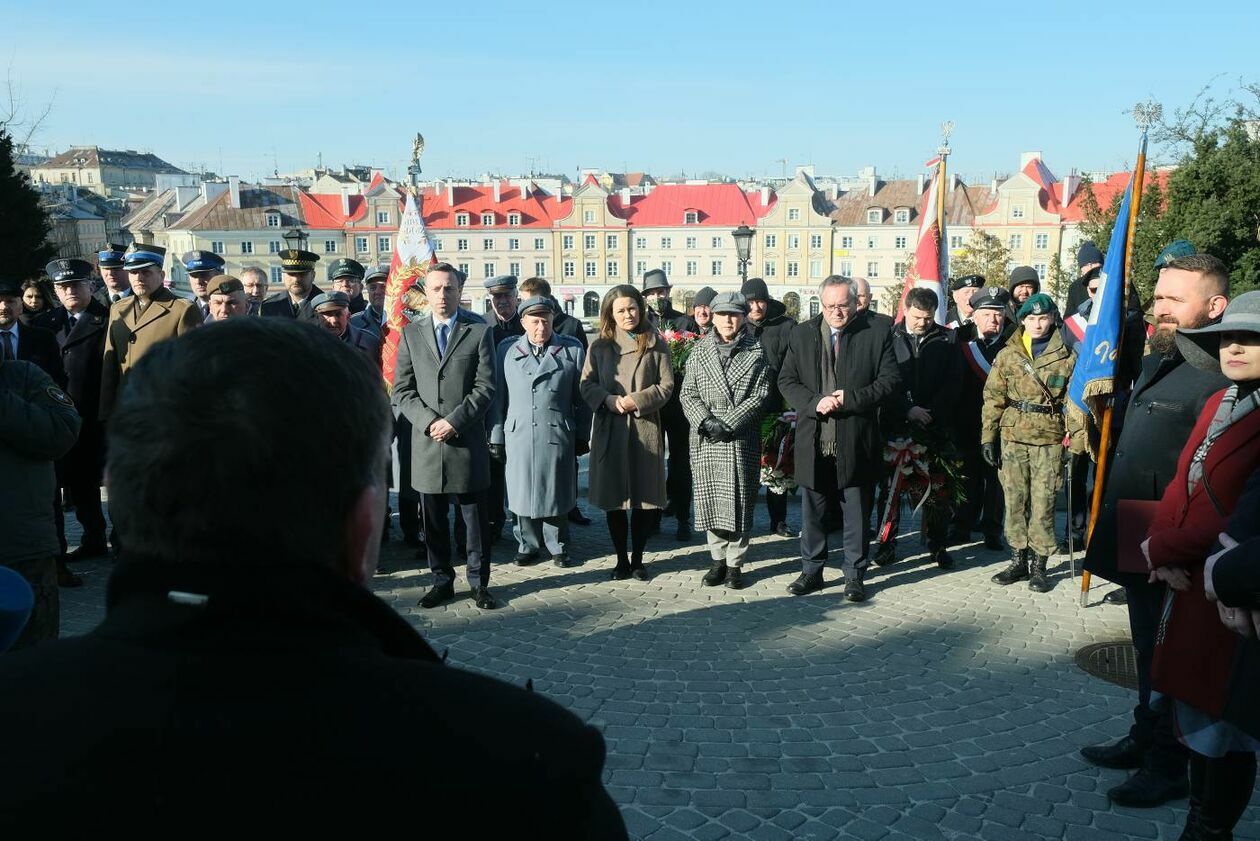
[484,275,519,294]
[970,287,1010,312]
[0,278,21,297]
[182,250,225,276]
[123,242,166,271]
[642,269,670,292]
[1076,241,1104,268]
[740,277,770,301]
[46,258,94,284]
[327,258,366,281]
[951,274,985,291]
[279,249,320,273]
[1008,266,1041,293]
[98,243,126,269]
[206,275,245,296]
[693,286,718,308]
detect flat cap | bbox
[484,274,518,293]
[311,291,351,312]
[710,291,748,315]
[517,295,555,318]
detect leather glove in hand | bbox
[982,442,1001,469]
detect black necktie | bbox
[67,314,77,335]
[1,331,13,361]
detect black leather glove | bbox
[982,442,1001,469]
[698,417,725,439]
[714,421,737,442]
[488,443,506,463]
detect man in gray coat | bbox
[490,297,591,569]
[392,264,498,610]
[0,356,81,649]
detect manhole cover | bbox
[1076,641,1139,689]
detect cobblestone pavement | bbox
[58,487,1259,840]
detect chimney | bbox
[447,182,454,204]
[952,173,961,190]
[1062,168,1082,205]
[760,186,770,205]
[828,185,838,201]
[1019,151,1042,170]
[991,178,999,194]
[620,187,630,205]
[340,186,350,216]
[868,175,878,197]
[521,184,528,200]
[916,173,925,194]
[228,175,241,209]
[493,181,501,202]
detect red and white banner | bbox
[896,159,948,324]
[381,191,436,389]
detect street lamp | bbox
[731,225,754,283]
[282,227,307,252]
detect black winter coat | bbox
[953,326,1012,452]
[886,324,961,435]
[1208,469,1260,739]
[34,302,109,486]
[259,285,325,322]
[14,321,66,387]
[778,311,901,490]
[0,558,627,836]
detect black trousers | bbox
[1125,579,1189,778]
[664,414,692,523]
[765,489,787,529]
[487,457,507,532]
[954,445,1004,538]
[53,476,107,555]
[421,491,489,589]
[800,459,873,579]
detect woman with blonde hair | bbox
[580,284,673,580]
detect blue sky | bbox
[4,0,1256,184]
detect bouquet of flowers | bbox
[876,429,966,545]
[759,411,798,495]
[660,329,700,376]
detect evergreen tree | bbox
[949,231,1011,289]
[0,128,53,280]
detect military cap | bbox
[1016,292,1058,320]
[710,291,748,316]
[970,287,1010,312]
[311,291,351,312]
[951,274,985,291]
[123,242,167,271]
[46,258,94,284]
[207,275,245,296]
[0,565,34,654]
[181,250,225,276]
[693,286,718,308]
[516,295,555,318]
[364,265,390,283]
[1007,265,1041,292]
[1155,239,1196,270]
[642,269,671,292]
[484,274,519,294]
[740,277,770,301]
[327,258,366,281]
[278,249,320,273]
[98,243,127,268]
[1077,241,1104,268]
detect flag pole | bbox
[936,121,953,323]
[1079,104,1154,607]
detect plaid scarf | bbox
[1187,384,1260,496]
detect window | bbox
[376,211,391,225]
[265,212,281,228]
[583,291,600,318]
[508,212,521,226]
[635,236,647,250]
[686,236,697,249]
[684,211,698,224]
[482,238,494,251]
[661,236,672,249]
[894,209,910,224]
[894,262,907,279]
[606,261,619,278]
[509,262,521,277]
[583,234,596,250]
[456,212,469,226]
[788,234,800,250]
[711,236,722,249]
[583,210,596,224]
[809,297,820,318]
[240,241,254,255]
[1012,205,1025,220]
[1034,233,1049,250]
[1008,234,1023,249]
[562,234,574,250]
[788,208,801,221]
[894,236,908,250]
[457,238,469,251]
[263,266,282,285]
[211,241,224,254]
[711,260,723,276]
[481,212,494,226]
[661,260,673,276]
[809,259,823,278]
[534,237,545,250]
[268,240,281,254]
[764,262,776,277]
[355,236,369,253]
[867,209,882,224]
[484,263,496,278]
[563,261,575,278]
[534,262,546,277]
[866,262,879,277]
[378,236,391,252]
[810,234,823,249]
[323,240,338,254]
[635,260,647,277]
[764,234,777,248]
[867,237,878,249]
[457,263,470,278]
[508,238,520,251]
[840,236,853,249]
[1034,263,1048,279]
[584,261,597,278]
[606,234,618,249]
[685,260,698,277]
[840,261,853,276]
[787,261,799,277]
[949,235,963,249]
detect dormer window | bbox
[481,212,495,226]
[456,212,470,227]
[866,208,883,224]
[1012,205,1025,219]
[508,212,521,226]
[893,208,910,224]
[683,210,699,225]
[265,212,281,228]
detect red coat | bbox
[1149,388,1260,716]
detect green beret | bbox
[1017,293,1058,320]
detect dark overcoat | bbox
[1210,468,1260,739]
[35,302,109,486]
[259,285,324,322]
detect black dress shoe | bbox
[567,507,592,526]
[1107,769,1189,808]
[725,568,743,590]
[787,572,823,596]
[984,534,1005,551]
[418,583,456,609]
[844,579,866,602]
[1103,588,1128,606]
[1080,735,1146,770]
[773,523,799,539]
[932,548,955,569]
[472,587,497,610]
[552,554,570,568]
[630,566,649,581]
[611,566,631,581]
[702,561,727,587]
[513,552,539,567]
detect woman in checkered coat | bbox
[679,292,771,590]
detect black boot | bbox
[611,551,631,580]
[702,559,727,586]
[726,568,743,590]
[676,518,692,542]
[629,552,648,581]
[1028,554,1050,592]
[992,548,1029,585]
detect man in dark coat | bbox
[34,259,111,561]
[0,318,625,837]
[854,276,894,329]
[350,266,388,338]
[259,249,324,322]
[312,292,380,365]
[742,277,798,537]
[778,275,901,602]
[1080,253,1231,808]
[328,258,368,315]
[92,244,131,308]
[951,287,1012,549]
[1064,241,1104,316]
[946,274,985,336]
[0,280,65,387]
[643,268,696,539]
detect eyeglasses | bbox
[821,303,852,313]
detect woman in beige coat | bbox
[580,284,674,580]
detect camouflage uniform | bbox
[981,326,1083,558]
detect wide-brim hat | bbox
[642,269,670,293]
[1175,291,1260,372]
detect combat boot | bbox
[992,548,1029,586]
[1028,554,1050,592]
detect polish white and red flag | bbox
[381,190,437,389]
[895,157,948,324]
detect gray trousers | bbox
[515,515,570,558]
[706,529,750,568]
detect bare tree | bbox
[0,63,56,154]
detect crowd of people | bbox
[1,235,1258,837]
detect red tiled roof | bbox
[418,182,568,229]
[1020,157,1060,213]
[299,192,367,228]
[1059,169,1171,222]
[609,183,775,226]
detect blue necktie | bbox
[437,323,448,358]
